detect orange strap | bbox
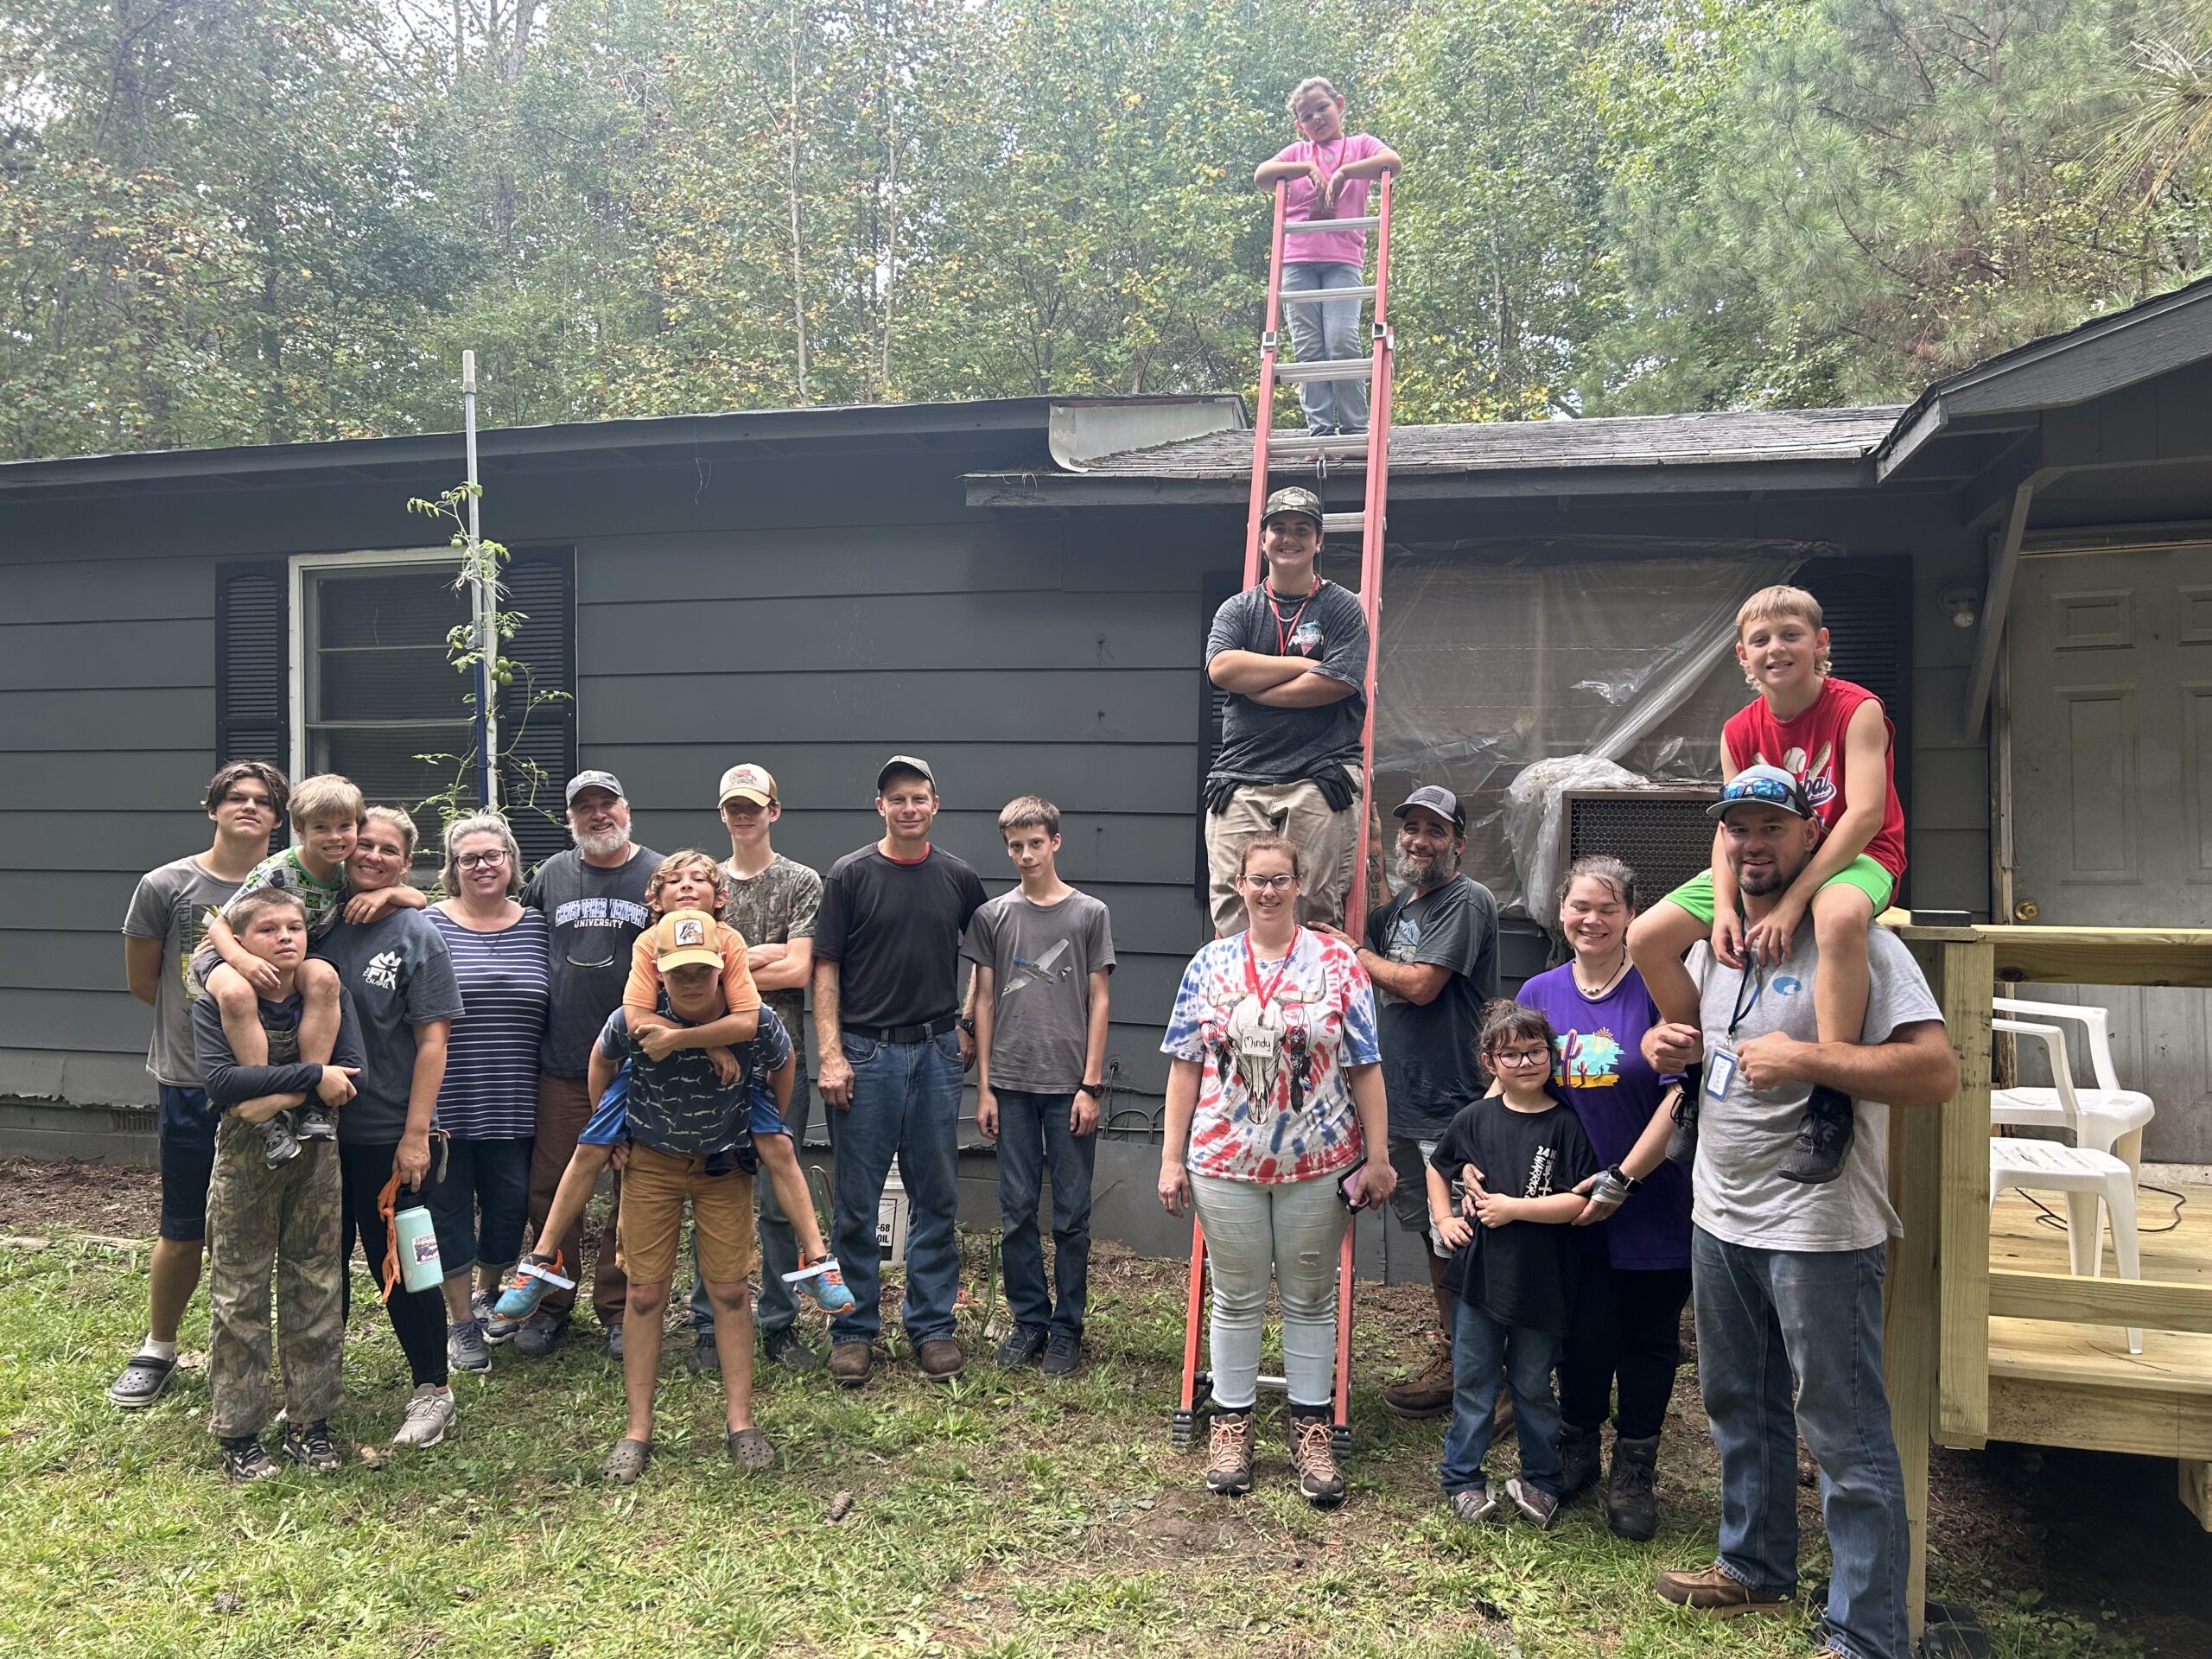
[376,1170,405,1306]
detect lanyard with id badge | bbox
[1218,931,1313,1116]
[1704,961,1764,1107]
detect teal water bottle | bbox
[394,1205,442,1293]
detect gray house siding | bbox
[0,550,221,1107]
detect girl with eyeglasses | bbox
[1427,1001,1597,1532]
[424,813,550,1375]
[1156,832,1392,1510]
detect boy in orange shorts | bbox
[1627,586,1907,1184]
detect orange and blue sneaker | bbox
[493,1250,575,1324]
[782,1254,855,1313]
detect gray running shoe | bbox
[448,1318,491,1375]
[391,1384,457,1448]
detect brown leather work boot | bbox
[828,1340,874,1389]
[1381,1335,1454,1419]
[915,1338,965,1382]
[1656,1562,1789,1616]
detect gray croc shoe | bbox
[107,1353,177,1408]
[725,1427,777,1472]
[601,1436,652,1484]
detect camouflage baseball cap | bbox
[1262,486,1324,527]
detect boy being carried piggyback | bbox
[1629,585,1909,1185]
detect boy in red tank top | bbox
[1627,585,1907,1184]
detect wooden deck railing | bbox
[1880,918,2212,1630]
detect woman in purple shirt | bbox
[1515,855,1692,1543]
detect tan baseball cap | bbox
[717,763,777,806]
[651,909,722,973]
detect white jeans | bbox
[1191,1169,1350,1411]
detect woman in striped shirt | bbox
[424,814,551,1374]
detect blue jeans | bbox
[1282,260,1368,434]
[827,1030,963,1345]
[994,1090,1096,1338]
[1439,1296,1564,1497]
[423,1135,534,1278]
[1693,1226,1909,1659]
[691,1071,810,1336]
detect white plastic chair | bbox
[1988,1018,2143,1353]
[1991,996,2155,1173]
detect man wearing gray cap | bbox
[1203,486,1370,935]
[512,769,661,1358]
[1640,764,1955,1656]
[812,755,987,1388]
[1320,784,1497,1416]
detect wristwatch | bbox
[957,1017,976,1036]
[1605,1164,1642,1192]
[1077,1082,1104,1100]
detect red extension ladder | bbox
[1173,173,1398,1457]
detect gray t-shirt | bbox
[316,911,465,1145]
[1690,925,1943,1252]
[1205,580,1369,785]
[960,888,1116,1094]
[721,853,822,1073]
[1364,874,1499,1139]
[522,843,660,1078]
[123,855,245,1086]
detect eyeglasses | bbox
[455,850,509,869]
[1240,873,1298,893]
[1490,1046,1553,1069]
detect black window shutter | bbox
[216,561,290,775]
[498,547,577,874]
[1800,556,1914,893]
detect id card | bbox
[1705,1048,1738,1101]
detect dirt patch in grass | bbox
[0,1157,160,1238]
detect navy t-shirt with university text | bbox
[814,845,987,1030]
[521,844,660,1077]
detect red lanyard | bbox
[1268,583,1319,658]
[1244,930,1300,1007]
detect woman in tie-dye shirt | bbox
[1158,833,1390,1511]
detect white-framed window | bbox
[289,549,481,820]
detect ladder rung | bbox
[1322,512,1368,536]
[1284,216,1379,232]
[1272,358,1371,384]
[1267,433,1370,461]
[1279,284,1376,306]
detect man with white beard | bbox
[1318,784,1497,1417]
[511,770,662,1359]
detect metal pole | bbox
[462,350,499,811]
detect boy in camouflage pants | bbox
[191,887,364,1480]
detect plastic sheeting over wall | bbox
[1369,542,1817,918]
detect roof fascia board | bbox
[1939,284,2212,418]
[0,398,1063,497]
[967,457,1878,510]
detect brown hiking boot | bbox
[828,1340,874,1389]
[1656,1562,1789,1616]
[915,1338,964,1381]
[1288,1413,1346,1510]
[1204,1411,1254,1497]
[1381,1338,1453,1419]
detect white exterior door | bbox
[2006,545,2212,1160]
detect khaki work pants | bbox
[1204,768,1361,935]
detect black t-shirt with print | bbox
[1429,1096,1598,1332]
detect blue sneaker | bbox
[783,1255,855,1313]
[493,1251,574,1323]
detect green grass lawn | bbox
[0,1216,2158,1658]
